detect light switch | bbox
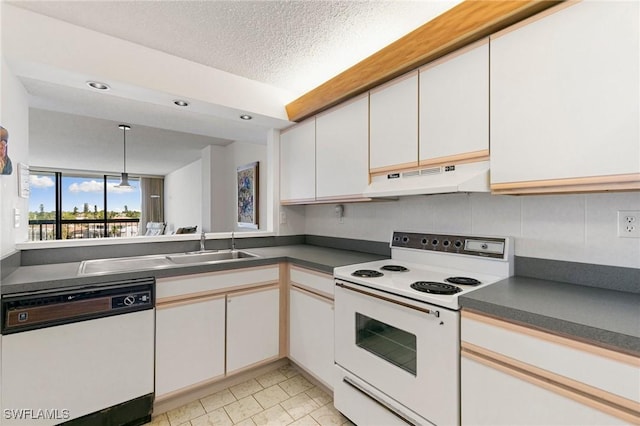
[14,208,20,228]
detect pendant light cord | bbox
[122,126,127,173]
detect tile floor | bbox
[147,364,354,426]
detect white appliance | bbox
[333,231,513,426]
[364,161,490,198]
[1,278,155,425]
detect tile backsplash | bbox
[304,192,640,269]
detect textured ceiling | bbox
[10,0,460,96]
[6,0,462,175]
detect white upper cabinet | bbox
[419,40,489,166]
[490,1,640,194]
[280,119,316,203]
[369,71,419,173]
[316,94,369,200]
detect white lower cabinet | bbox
[462,356,629,426]
[227,286,280,373]
[155,296,226,396]
[155,266,281,398]
[289,286,334,389]
[461,311,640,425]
[288,266,335,389]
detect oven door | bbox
[334,280,459,426]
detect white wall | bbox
[211,145,233,232]
[1,58,30,257]
[166,142,266,234]
[201,145,233,232]
[304,192,640,269]
[164,159,202,234]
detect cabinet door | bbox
[280,119,316,203]
[227,286,280,373]
[490,1,639,192]
[316,94,369,200]
[289,286,334,389]
[419,41,489,165]
[462,356,629,426]
[155,296,225,396]
[370,71,419,173]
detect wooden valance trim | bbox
[285,0,561,122]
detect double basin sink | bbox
[78,250,258,275]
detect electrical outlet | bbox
[618,210,640,238]
[279,211,287,225]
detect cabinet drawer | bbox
[289,265,334,298]
[157,265,279,299]
[462,355,631,426]
[461,311,640,403]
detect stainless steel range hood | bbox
[363,161,490,198]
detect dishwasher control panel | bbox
[1,277,155,334]
[112,291,152,309]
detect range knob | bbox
[402,236,409,244]
[421,238,428,246]
[431,239,439,246]
[123,295,136,306]
[443,240,451,247]
[454,240,463,248]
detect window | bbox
[28,171,58,240]
[355,313,417,376]
[28,171,142,241]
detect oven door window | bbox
[355,313,417,376]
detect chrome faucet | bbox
[200,231,206,252]
[231,231,236,251]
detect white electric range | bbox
[333,231,513,426]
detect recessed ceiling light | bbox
[87,81,110,90]
[240,114,252,120]
[174,100,189,107]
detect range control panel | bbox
[391,232,507,259]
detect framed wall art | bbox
[237,161,259,229]
[1,125,13,176]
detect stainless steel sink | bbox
[79,254,174,275]
[78,250,259,275]
[166,250,258,264]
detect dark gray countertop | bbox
[3,243,638,355]
[0,244,386,295]
[460,276,640,356]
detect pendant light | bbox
[116,124,132,188]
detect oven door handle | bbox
[342,376,418,425]
[336,281,440,318]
